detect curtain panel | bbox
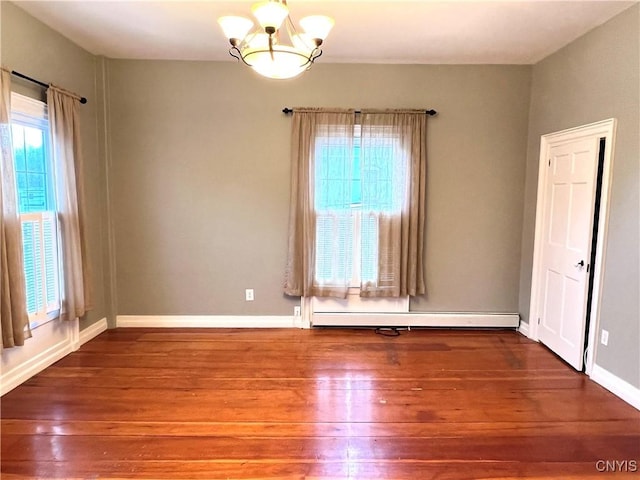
[47,86,93,321]
[284,109,355,298]
[0,68,31,348]
[359,110,427,297]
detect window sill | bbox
[29,309,60,330]
[312,290,409,314]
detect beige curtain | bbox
[0,68,31,347]
[284,109,355,298]
[359,110,426,297]
[47,86,92,321]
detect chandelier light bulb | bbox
[218,16,254,43]
[299,15,335,42]
[251,1,290,31]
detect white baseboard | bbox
[116,315,307,329]
[79,317,108,346]
[518,320,530,337]
[1,317,108,396]
[312,312,519,328]
[1,340,73,396]
[1,320,76,396]
[590,364,640,410]
[117,313,518,329]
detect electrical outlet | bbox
[294,306,301,316]
[601,329,609,346]
[245,289,254,301]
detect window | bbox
[11,92,60,327]
[313,126,401,287]
[284,110,425,300]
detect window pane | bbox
[315,212,353,283]
[16,172,28,191]
[25,128,45,173]
[315,215,333,282]
[24,124,44,149]
[362,145,395,211]
[27,172,45,190]
[360,213,378,282]
[11,125,26,171]
[351,146,362,205]
[43,213,60,307]
[11,122,51,213]
[21,220,44,315]
[315,144,354,211]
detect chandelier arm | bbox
[284,15,298,38]
[229,46,255,68]
[310,48,323,62]
[268,35,275,61]
[228,46,242,63]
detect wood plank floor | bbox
[1,328,639,479]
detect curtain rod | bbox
[282,107,437,116]
[11,70,87,104]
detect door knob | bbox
[575,260,585,268]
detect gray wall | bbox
[107,61,531,316]
[519,5,639,387]
[1,1,111,329]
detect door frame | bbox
[528,118,617,375]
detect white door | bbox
[537,136,600,370]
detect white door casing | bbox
[528,119,617,373]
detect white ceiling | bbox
[12,0,637,64]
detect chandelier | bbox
[218,1,334,80]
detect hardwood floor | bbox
[1,328,639,479]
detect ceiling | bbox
[12,1,637,64]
